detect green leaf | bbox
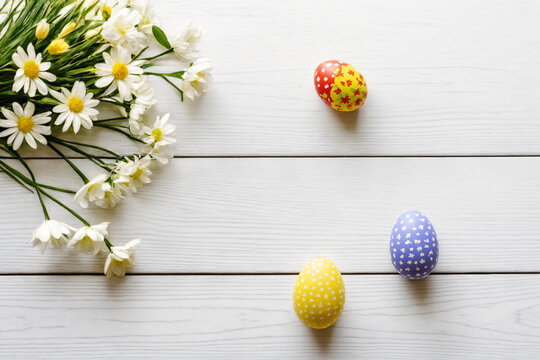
[152,25,171,49]
[166,71,185,79]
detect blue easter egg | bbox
[390,210,439,279]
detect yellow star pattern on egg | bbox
[293,258,345,329]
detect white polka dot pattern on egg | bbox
[390,210,439,280]
[293,258,345,329]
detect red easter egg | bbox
[314,60,367,112]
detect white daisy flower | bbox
[126,79,156,135]
[129,121,145,136]
[68,222,109,255]
[104,239,140,277]
[0,102,51,150]
[129,80,156,122]
[143,113,176,148]
[51,81,100,133]
[12,43,56,97]
[130,0,158,35]
[145,143,174,165]
[102,6,147,53]
[114,155,152,192]
[95,182,126,208]
[172,22,201,61]
[181,58,213,101]
[95,46,144,101]
[30,220,75,253]
[74,173,112,208]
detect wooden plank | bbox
[0,157,538,273]
[0,274,538,359]
[14,0,540,158]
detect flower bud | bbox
[35,19,50,40]
[58,22,76,38]
[48,39,69,55]
[102,5,112,19]
[85,29,99,39]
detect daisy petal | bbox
[31,131,47,144]
[28,81,37,97]
[24,102,35,117]
[95,76,114,88]
[35,78,48,95]
[13,132,24,150]
[39,61,50,71]
[39,71,56,82]
[0,127,18,137]
[12,53,24,67]
[25,133,37,148]
[12,102,23,117]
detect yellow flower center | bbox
[191,73,205,86]
[117,25,128,36]
[151,128,163,142]
[132,168,143,180]
[112,62,128,80]
[68,96,84,113]
[48,39,69,55]
[17,116,33,133]
[23,61,40,79]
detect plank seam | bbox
[0,272,538,276]
[4,154,540,160]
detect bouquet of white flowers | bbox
[0,0,212,277]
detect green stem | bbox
[132,46,150,61]
[0,159,76,194]
[94,123,144,143]
[140,48,174,62]
[0,161,34,193]
[103,238,113,251]
[0,159,104,246]
[38,183,76,194]
[160,75,184,101]
[50,137,121,159]
[6,148,50,220]
[0,160,85,223]
[39,188,90,227]
[93,117,128,124]
[47,142,89,183]
[49,139,112,171]
[98,98,126,107]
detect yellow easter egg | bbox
[293,258,345,329]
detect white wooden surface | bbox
[1,0,540,358]
[1,275,539,359]
[1,157,540,273]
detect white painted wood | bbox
[0,157,538,273]
[16,0,540,158]
[1,1,539,356]
[0,275,538,359]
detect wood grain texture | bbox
[1,1,539,356]
[15,0,540,158]
[0,157,538,273]
[0,274,538,359]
